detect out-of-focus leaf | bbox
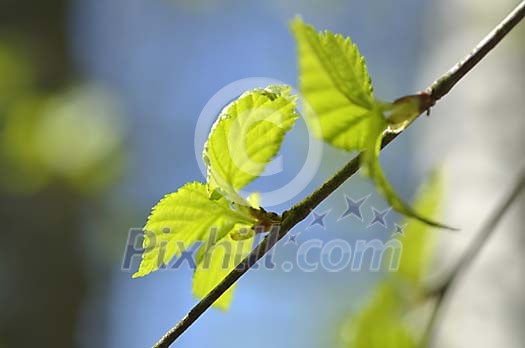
[203,85,298,204]
[0,42,34,110]
[34,86,124,176]
[0,85,125,195]
[340,284,416,348]
[133,182,255,278]
[0,97,50,193]
[291,17,375,152]
[339,174,444,347]
[393,172,444,285]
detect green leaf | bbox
[291,17,375,151]
[341,284,416,348]
[394,172,443,284]
[362,107,455,230]
[341,176,445,346]
[291,19,452,229]
[133,182,255,278]
[203,85,298,203]
[193,231,254,310]
[0,42,34,108]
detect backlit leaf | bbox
[203,85,298,203]
[291,17,375,151]
[133,182,255,278]
[193,231,254,310]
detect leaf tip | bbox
[290,15,304,28]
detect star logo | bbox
[285,233,299,245]
[392,223,407,237]
[308,209,331,229]
[368,207,391,228]
[339,194,370,222]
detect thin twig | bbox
[421,169,525,347]
[426,1,525,102]
[153,2,525,347]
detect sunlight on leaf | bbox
[291,17,375,152]
[135,85,299,308]
[203,85,298,204]
[133,182,255,278]
[292,19,452,229]
[193,231,254,310]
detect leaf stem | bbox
[152,3,525,347]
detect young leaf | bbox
[193,232,254,310]
[133,182,255,278]
[203,85,298,203]
[361,108,455,229]
[393,172,443,284]
[291,17,375,151]
[292,19,452,228]
[341,284,416,348]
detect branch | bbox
[153,2,525,347]
[426,0,525,102]
[422,168,525,346]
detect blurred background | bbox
[0,0,523,347]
